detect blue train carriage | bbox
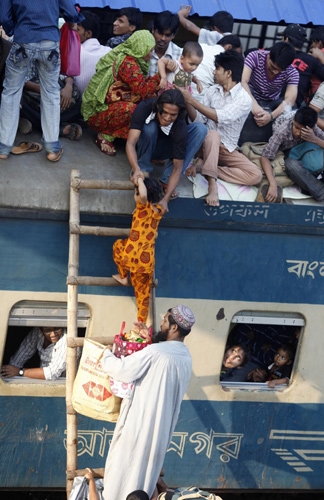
[0,198,324,491]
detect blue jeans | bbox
[0,40,61,155]
[136,121,207,183]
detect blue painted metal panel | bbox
[0,397,323,489]
[78,0,324,24]
[1,202,324,304]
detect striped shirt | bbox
[10,327,67,380]
[245,50,299,101]
[148,41,182,77]
[194,82,252,152]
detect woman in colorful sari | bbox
[81,30,160,156]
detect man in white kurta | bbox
[101,305,195,500]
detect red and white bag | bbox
[110,323,151,398]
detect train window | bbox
[1,301,90,384]
[220,311,304,391]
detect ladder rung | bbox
[70,223,130,237]
[67,337,114,347]
[66,468,105,480]
[74,179,134,190]
[67,276,158,287]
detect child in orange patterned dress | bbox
[112,177,163,322]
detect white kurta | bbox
[101,341,192,500]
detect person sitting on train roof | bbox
[190,34,242,103]
[105,8,142,49]
[0,326,67,380]
[148,11,182,77]
[177,50,262,207]
[310,81,324,130]
[220,343,251,382]
[74,11,111,96]
[267,344,295,388]
[239,42,299,146]
[178,5,233,46]
[127,89,207,214]
[279,25,324,109]
[308,27,324,99]
[261,106,324,202]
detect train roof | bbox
[0,127,323,219]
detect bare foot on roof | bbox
[206,178,219,207]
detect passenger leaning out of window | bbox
[1,326,67,380]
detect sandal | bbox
[160,181,179,200]
[95,136,116,156]
[60,123,82,141]
[47,147,63,162]
[11,141,43,155]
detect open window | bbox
[220,311,304,391]
[1,301,90,383]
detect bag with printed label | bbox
[72,339,121,422]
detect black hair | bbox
[167,309,191,337]
[215,49,244,83]
[278,344,295,361]
[118,7,142,31]
[210,11,234,33]
[126,491,149,500]
[310,27,324,45]
[269,42,296,70]
[218,34,242,50]
[182,41,203,59]
[294,107,318,128]
[78,10,100,40]
[143,178,163,204]
[284,35,304,50]
[153,10,179,36]
[226,343,251,366]
[155,89,187,121]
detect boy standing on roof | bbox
[178,5,233,46]
[0,0,84,162]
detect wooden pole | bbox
[66,169,81,498]
[67,337,114,347]
[70,224,130,238]
[66,468,105,480]
[67,276,158,287]
[71,178,134,190]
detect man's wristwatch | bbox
[18,369,24,376]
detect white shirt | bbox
[148,41,182,77]
[10,328,67,380]
[198,28,231,46]
[194,83,252,152]
[75,38,111,95]
[191,43,224,102]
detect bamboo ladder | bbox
[66,169,157,497]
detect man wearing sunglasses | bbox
[1,326,67,380]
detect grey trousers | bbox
[285,158,324,201]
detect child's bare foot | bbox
[112,274,129,285]
[206,178,219,206]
